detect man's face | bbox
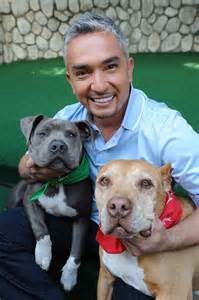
[66,31,133,121]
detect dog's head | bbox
[95,160,172,239]
[21,115,92,172]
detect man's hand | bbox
[18,154,65,182]
[122,218,171,256]
[123,207,199,256]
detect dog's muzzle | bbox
[48,140,68,154]
[107,197,132,219]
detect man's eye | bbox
[75,71,89,79]
[106,64,118,71]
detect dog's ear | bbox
[75,121,95,140]
[160,163,172,192]
[20,115,45,144]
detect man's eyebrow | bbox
[102,56,120,64]
[72,64,89,71]
[71,57,120,71]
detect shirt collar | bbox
[121,86,146,131]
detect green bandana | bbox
[30,155,89,202]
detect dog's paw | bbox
[60,256,80,292]
[35,235,52,271]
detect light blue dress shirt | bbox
[54,88,199,224]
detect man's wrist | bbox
[162,227,181,252]
[18,154,32,179]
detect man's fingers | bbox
[21,154,65,181]
[26,157,35,168]
[122,240,142,256]
[29,166,65,180]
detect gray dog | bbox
[7,115,93,292]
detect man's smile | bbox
[89,95,115,104]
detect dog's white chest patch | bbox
[102,250,151,296]
[38,184,78,217]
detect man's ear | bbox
[20,115,45,144]
[75,121,95,140]
[128,57,134,82]
[66,71,75,94]
[160,163,172,192]
[66,71,70,81]
[66,71,72,85]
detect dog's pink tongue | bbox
[140,229,152,238]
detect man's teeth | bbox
[92,96,113,103]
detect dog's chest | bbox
[102,250,151,296]
[38,184,78,217]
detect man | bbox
[0,12,199,300]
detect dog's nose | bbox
[107,198,131,218]
[49,140,67,154]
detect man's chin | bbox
[92,109,118,120]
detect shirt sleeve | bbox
[159,111,199,206]
[53,104,76,120]
[53,103,87,122]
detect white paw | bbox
[35,235,52,271]
[60,256,80,292]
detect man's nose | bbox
[90,71,108,92]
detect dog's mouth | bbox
[34,152,80,170]
[104,219,152,239]
[112,225,131,238]
[105,222,135,239]
[48,157,80,173]
[139,226,152,238]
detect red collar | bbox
[96,191,183,254]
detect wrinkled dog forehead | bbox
[97,160,160,185]
[21,115,92,144]
[32,120,83,144]
[34,119,92,141]
[35,119,79,132]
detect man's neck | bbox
[89,86,132,141]
[94,112,124,142]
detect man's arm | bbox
[18,154,65,182]
[125,109,199,256]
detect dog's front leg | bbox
[97,248,115,300]
[23,185,52,271]
[61,217,88,292]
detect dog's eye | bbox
[65,132,76,138]
[99,176,110,187]
[140,179,153,189]
[69,133,76,137]
[38,131,46,137]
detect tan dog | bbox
[95,160,199,300]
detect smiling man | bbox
[66,31,133,132]
[0,12,199,300]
